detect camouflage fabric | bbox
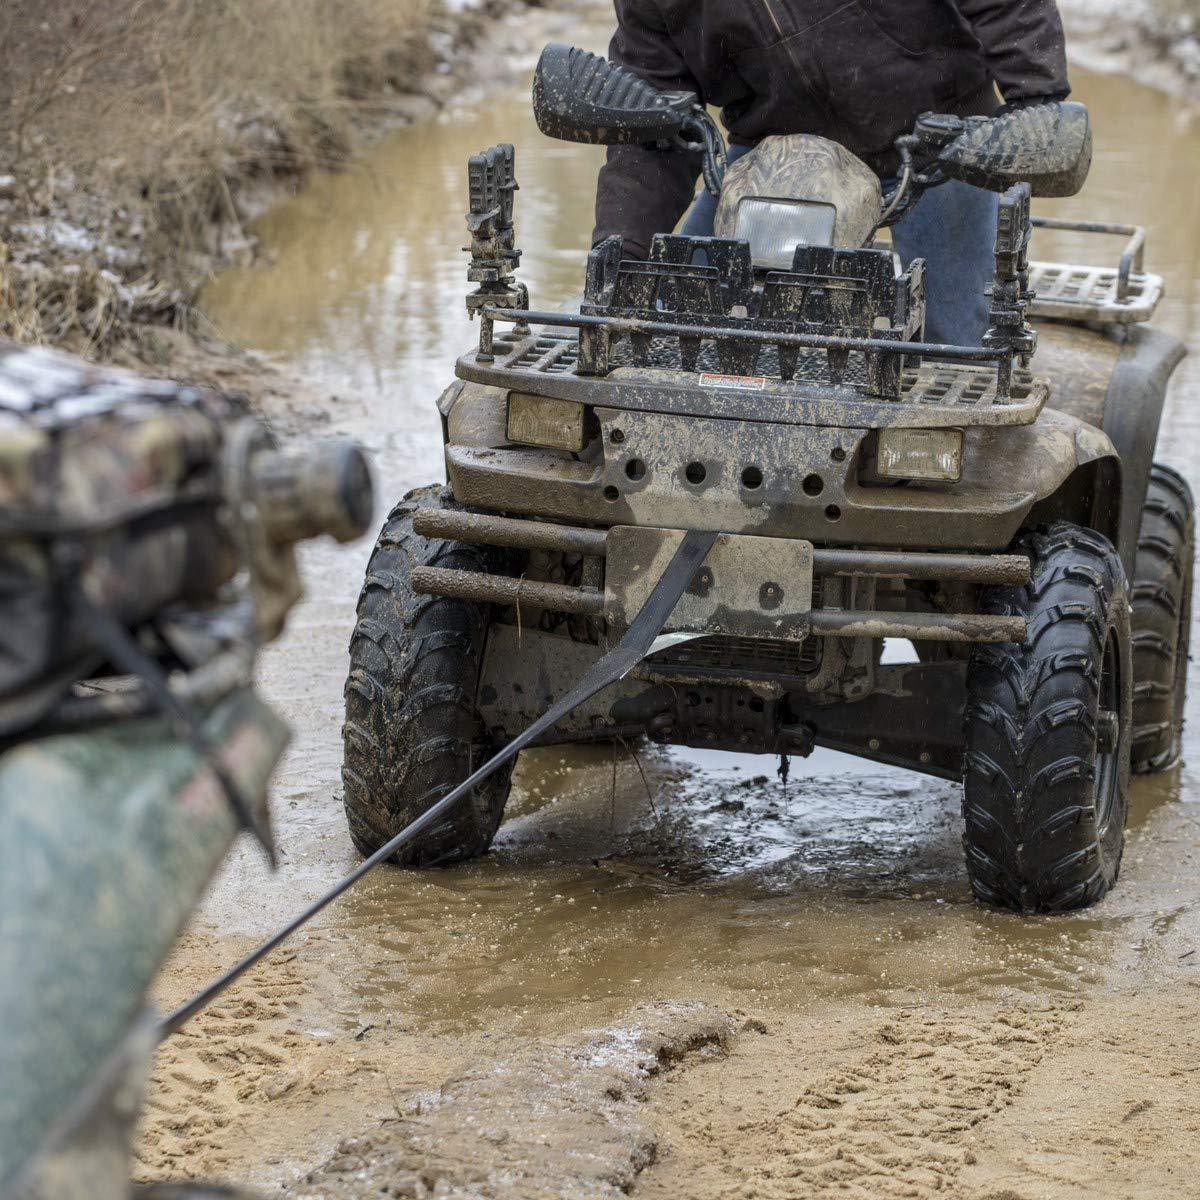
[713,134,883,250]
[0,340,240,529]
[0,688,288,1200]
[0,341,242,732]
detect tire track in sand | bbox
[288,1001,731,1200]
[634,1002,1068,1199]
[137,935,312,1179]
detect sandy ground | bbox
[135,12,1200,1198]
[639,992,1200,1199]
[139,748,1200,1199]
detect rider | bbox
[592,0,1071,345]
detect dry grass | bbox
[0,0,454,353]
[1152,0,1199,17]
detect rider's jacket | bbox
[592,0,1070,257]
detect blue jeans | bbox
[680,142,998,346]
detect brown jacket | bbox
[593,0,1070,257]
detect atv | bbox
[342,43,1193,913]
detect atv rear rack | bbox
[1028,217,1163,324]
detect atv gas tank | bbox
[443,381,1115,552]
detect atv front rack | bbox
[458,314,1048,429]
[462,149,1045,422]
[1028,217,1163,324]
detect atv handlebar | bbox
[532,42,727,197]
[532,42,1091,213]
[881,100,1093,223]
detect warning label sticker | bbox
[698,373,768,391]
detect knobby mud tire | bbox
[963,522,1133,913]
[1130,463,1194,773]
[341,486,511,865]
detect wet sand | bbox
[141,14,1200,1197]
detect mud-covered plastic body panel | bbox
[1035,321,1187,572]
[442,379,1116,552]
[444,310,1185,564]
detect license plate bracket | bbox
[606,527,813,641]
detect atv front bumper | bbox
[410,507,1029,646]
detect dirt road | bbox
[140,13,1200,1197]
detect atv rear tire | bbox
[963,522,1132,913]
[1130,463,1194,773]
[341,486,511,864]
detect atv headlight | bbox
[875,428,964,483]
[734,198,837,270]
[507,392,586,451]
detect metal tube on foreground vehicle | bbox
[159,529,718,1039]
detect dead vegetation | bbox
[1144,0,1200,75]
[0,0,521,358]
[1063,0,1200,84]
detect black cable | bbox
[157,529,718,1040]
[70,588,276,867]
[683,109,726,198]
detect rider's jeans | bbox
[679,141,998,347]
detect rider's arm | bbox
[954,0,1070,102]
[592,0,703,259]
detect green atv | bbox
[342,44,1193,913]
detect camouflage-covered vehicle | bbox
[0,342,373,1200]
[342,44,1193,914]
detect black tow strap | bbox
[159,529,718,1039]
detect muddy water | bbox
[193,23,1200,1167]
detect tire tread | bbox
[340,485,511,865]
[1130,463,1194,772]
[962,521,1132,913]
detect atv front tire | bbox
[963,522,1133,913]
[1130,463,1194,773]
[341,487,511,864]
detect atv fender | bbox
[1004,411,1121,549]
[1102,326,1187,574]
